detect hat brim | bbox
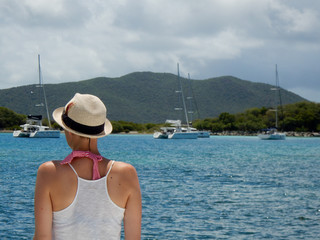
[52,107,112,138]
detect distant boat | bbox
[186,73,210,138]
[13,55,60,138]
[154,64,198,139]
[258,64,286,140]
[167,120,198,139]
[258,128,285,140]
[13,115,60,138]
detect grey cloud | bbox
[0,0,319,102]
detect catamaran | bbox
[154,63,198,139]
[13,55,60,138]
[258,64,286,140]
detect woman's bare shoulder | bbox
[37,160,62,172]
[112,161,138,175]
[111,161,140,186]
[111,161,140,196]
[36,160,64,180]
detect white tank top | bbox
[52,161,125,240]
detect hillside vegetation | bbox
[0,102,319,134]
[0,72,306,123]
[0,107,26,130]
[193,101,320,133]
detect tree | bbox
[0,107,26,129]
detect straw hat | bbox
[53,93,112,138]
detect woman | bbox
[34,93,141,240]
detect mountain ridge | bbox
[0,72,306,123]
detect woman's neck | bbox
[71,138,100,155]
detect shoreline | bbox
[2,130,320,137]
[211,131,320,137]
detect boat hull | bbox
[153,132,168,139]
[197,131,210,138]
[13,130,30,138]
[168,132,198,139]
[30,130,60,138]
[13,130,60,138]
[258,133,286,140]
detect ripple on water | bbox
[1,134,320,239]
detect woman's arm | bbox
[34,162,54,240]
[123,165,142,240]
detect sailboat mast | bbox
[275,64,279,129]
[187,73,194,123]
[38,54,52,128]
[177,63,190,129]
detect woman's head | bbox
[53,93,112,138]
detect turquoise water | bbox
[0,133,320,239]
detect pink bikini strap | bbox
[61,151,103,180]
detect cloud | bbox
[269,1,320,34]
[0,0,319,102]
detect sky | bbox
[1,0,320,102]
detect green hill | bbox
[0,72,306,123]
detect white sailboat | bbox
[258,127,285,140]
[13,55,60,138]
[167,63,198,139]
[154,64,208,139]
[186,73,210,138]
[258,64,286,140]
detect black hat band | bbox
[62,113,105,135]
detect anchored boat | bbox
[13,55,60,138]
[154,64,198,139]
[13,115,60,138]
[258,64,286,140]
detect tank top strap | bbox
[106,160,115,177]
[67,163,79,177]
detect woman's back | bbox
[51,159,125,240]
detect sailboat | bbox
[186,73,210,138]
[154,63,198,139]
[258,64,286,140]
[13,55,60,138]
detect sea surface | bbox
[0,133,319,239]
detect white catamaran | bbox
[154,63,198,139]
[258,64,286,140]
[13,55,60,138]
